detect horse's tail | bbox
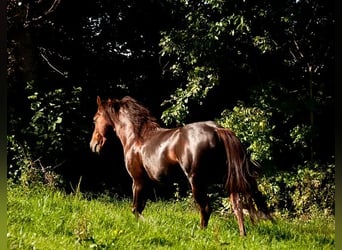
[216,128,272,221]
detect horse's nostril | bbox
[94,143,101,153]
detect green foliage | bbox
[216,81,334,217]
[7,135,32,183]
[289,124,314,149]
[7,81,83,186]
[159,0,257,125]
[25,81,83,158]
[252,33,278,54]
[217,102,275,162]
[161,66,219,125]
[259,162,335,216]
[7,135,63,188]
[26,82,64,155]
[248,81,325,163]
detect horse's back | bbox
[180,121,221,150]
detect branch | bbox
[24,0,61,27]
[293,40,304,59]
[40,51,68,78]
[32,0,61,21]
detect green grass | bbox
[7,184,335,249]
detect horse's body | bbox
[90,96,271,236]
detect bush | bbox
[258,161,335,217]
[7,81,84,188]
[7,135,63,188]
[217,101,275,162]
[25,81,83,159]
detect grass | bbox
[7,184,335,249]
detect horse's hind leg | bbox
[230,192,246,236]
[189,176,211,228]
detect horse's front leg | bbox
[131,180,147,220]
[189,175,211,228]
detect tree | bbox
[159,0,334,166]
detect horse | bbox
[89,96,271,236]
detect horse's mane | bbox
[116,96,161,138]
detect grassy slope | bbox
[7,184,335,249]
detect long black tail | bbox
[216,128,272,221]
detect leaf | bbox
[56,117,62,124]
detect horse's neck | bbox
[115,115,160,150]
[117,126,162,154]
[116,128,135,149]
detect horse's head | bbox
[90,95,160,153]
[89,96,115,153]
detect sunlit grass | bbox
[7,184,334,249]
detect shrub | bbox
[217,101,275,162]
[7,135,63,188]
[258,161,335,217]
[7,81,83,187]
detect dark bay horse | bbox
[90,96,271,236]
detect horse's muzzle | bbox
[90,141,101,154]
[90,136,107,154]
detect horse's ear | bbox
[96,96,101,106]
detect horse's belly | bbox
[143,158,184,183]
